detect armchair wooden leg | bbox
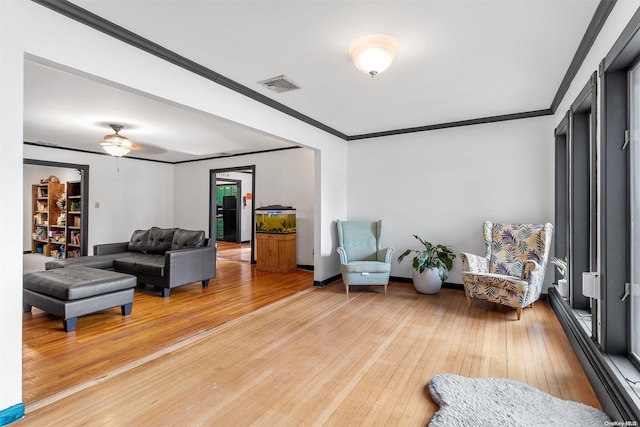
[516,307,522,320]
[466,295,471,308]
[345,284,349,295]
[383,284,387,295]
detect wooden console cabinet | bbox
[256,233,297,273]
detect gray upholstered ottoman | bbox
[23,266,136,332]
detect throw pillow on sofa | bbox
[128,229,150,253]
[147,227,177,254]
[171,229,205,250]
[127,227,177,254]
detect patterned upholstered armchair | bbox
[337,220,394,295]
[460,222,553,320]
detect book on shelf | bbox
[70,231,81,246]
[67,249,80,258]
[34,214,47,226]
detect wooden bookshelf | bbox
[65,180,82,258]
[31,182,65,255]
[31,180,83,258]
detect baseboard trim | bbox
[442,282,464,291]
[316,274,466,292]
[0,403,24,426]
[548,286,640,421]
[390,276,464,291]
[390,275,412,284]
[313,274,341,288]
[297,264,313,271]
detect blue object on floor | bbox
[0,403,25,426]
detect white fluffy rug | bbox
[428,374,611,427]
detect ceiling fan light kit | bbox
[101,124,132,157]
[347,34,400,77]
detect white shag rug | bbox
[428,373,611,427]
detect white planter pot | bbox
[557,279,568,298]
[412,267,442,294]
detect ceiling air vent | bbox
[257,75,301,94]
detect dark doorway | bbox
[210,166,255,264]
[23,159,90,256]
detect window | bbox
[555,74,597,330]
[630,61,640,365]
[549,8,640,421]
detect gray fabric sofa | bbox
[46,227,216,297]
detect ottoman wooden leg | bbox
[121,303,132,316]
[63,317,77,332]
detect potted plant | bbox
[550,257,568,298]
[398,235,456,294]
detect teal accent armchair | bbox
[336,220,394,295]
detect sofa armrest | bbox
[459,252,488,273]
[93,242,129,255]
[522,260,541,279]
[378,247,394,263]
[337,247,348,265]
[165,244,216,286]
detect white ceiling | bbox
[24,0,601,162]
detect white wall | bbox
[23,165,81,251]
[347,115,556,287]
[0,0,25,413]
[24,145,175,254]
[174,148,315,266]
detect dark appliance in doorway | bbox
[222,196,238,243]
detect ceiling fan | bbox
[101,124,132,157]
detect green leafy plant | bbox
[398,235,456,283]
[550,257,568,280]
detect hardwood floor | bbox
[22,260,311,406]
[19,263,600,425]
[216,240,252,263]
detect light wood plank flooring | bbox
[20,263,599,425]
[216,241,252,263]
[22,260,312,406]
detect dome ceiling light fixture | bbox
[101,123,132,157]
[347,34,400,78]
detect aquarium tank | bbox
[256,205,296,234]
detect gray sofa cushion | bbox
[23,266,137,301]
[114,253,165,277]
[147,227,176,254]
[128,229,150,253]
[171,229,205,250]
[45,252,133,270]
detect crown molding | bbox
[32,0,614,142]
